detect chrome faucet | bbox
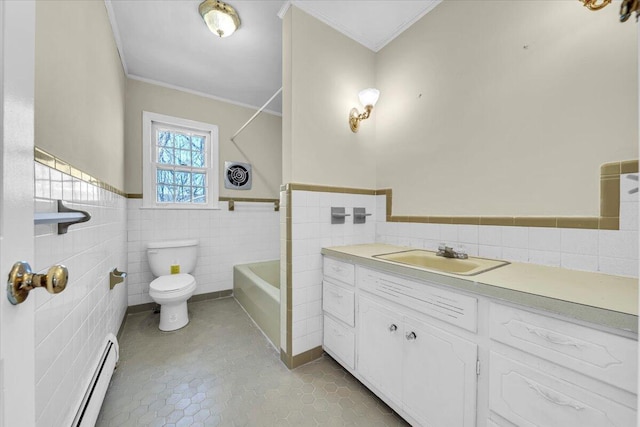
[437,243,468,259]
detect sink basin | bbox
[373,250,509,276]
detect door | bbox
[402,316,478,427]
[358,295,403,405]
[0,2,37,426]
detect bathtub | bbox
[233,260,280,349]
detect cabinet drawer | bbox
[322,281,355,326]
[324,315,355,370]
[490,303,637,393]
[358,266,478,332]
[489,352,636,427]
[323,257,355,285]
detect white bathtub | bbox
[233,260,280,349]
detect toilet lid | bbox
[150,274,195,292]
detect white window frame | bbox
[142,111,219,209]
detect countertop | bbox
[321,243,639,334]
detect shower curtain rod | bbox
[230,87,283,143]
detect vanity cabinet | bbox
[359,295,478,427]
[321,253,638,427]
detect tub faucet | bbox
[437,244,468,259]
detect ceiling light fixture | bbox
[199,0,241,38]
[349,88,380,133]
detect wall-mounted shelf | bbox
[34,200,91,234]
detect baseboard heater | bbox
[71,333,119,427]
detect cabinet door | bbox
[358,295,403,405]
[403,316,478,427]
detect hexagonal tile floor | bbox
[96,297,409,427]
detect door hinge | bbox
[476,360,480,375]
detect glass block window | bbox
[143,112,219,209]
[154,128,209,204]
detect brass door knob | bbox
[7,262,68,305]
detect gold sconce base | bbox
[349,105,373,133]
[581,0,612,10]
[349,108,361,132]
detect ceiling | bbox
[105,0,441,115]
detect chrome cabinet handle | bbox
[7,261,68,305]
[405,331,417,340]
[388,324,398,332]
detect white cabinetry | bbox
[321,254,638,427]
[358,296,403,405]
[323,315,355,369]
[489,352,636,427]
[488,302,637,427]
[322,258,357,370]
[358,295,477,427]
[358,295,478,427]
[402,311,477,427]
[489,303,637,394]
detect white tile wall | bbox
[34,162,128,427]
[126,199,280,306]
[290,191,377,356]
[375,182,639,278]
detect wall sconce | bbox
[578,0,639,22]
[199,0,241,38]
[349,88,380,133]
[580,0,611,10]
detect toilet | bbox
[147,239,198,331]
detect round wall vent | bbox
[224,161,252,190]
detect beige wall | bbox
[282,9,293,184]
[35,0,126,190]
[124,78,282,198]
[375,0,638,216]
[283,7,377,188]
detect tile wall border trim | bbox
[281,189,294,369]
[34,147,127,197]
[285,159,638,230]
[125,194,280,212]
[281,346,324,370]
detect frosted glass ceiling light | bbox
[349,88,380,133]
[199,0,241,38]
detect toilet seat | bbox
[150,273,195,294]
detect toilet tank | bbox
[147,239,198,277]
